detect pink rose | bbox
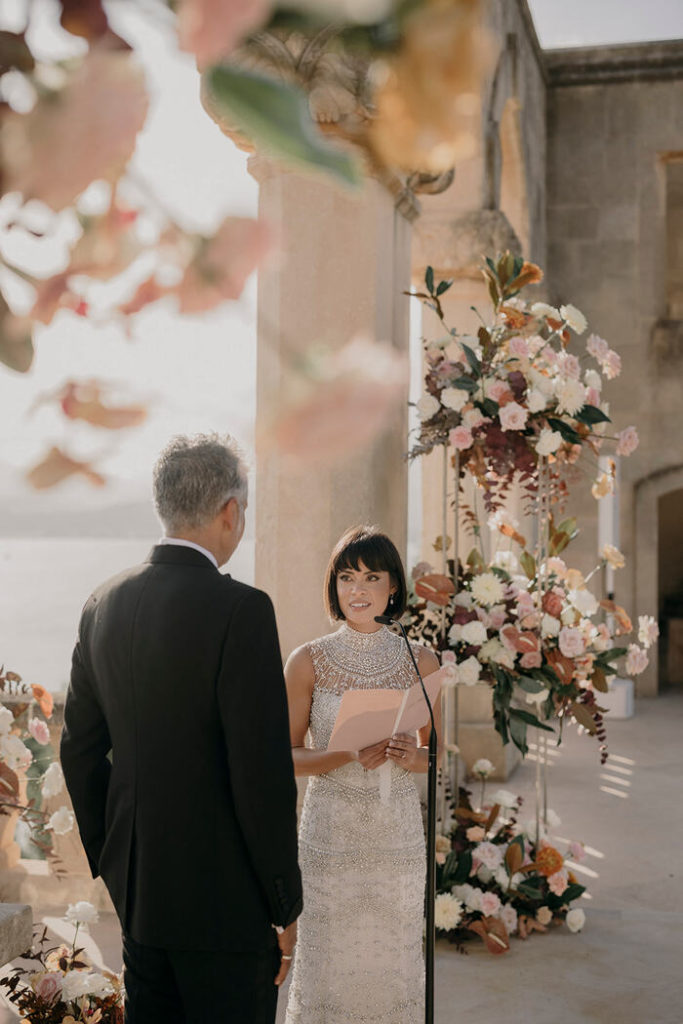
[499,401,528,431]
[508,336,529,359]
[542,591,563,618]
[558,627,584,659]
[625,644,648,675]
[488,380,513,404]
[449,425,474,451]
[33,972,62,1003]
[28,718,50,746]
[604,349,621,379]
[547,871,569,896]
[616,426,639,457]
[520,651,542,669]
[516,592,535,617]
[568,841,585,862]
[441,650,456,664]
[488,606,508,631]
[480,891,502,917]
[559,353,581,379]
[520,613,541,629]
[466,826,486,842]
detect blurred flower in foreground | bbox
[261,335,407,465]
[178,0,273,69]
[25,448,107,490]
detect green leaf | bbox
[520,551,536,580]
[477,398,499,418]
[575,404,611,426]
[517,676,547,694]
[516,878,544,899]
[204,66,361,187]
[546,417,583,445]
[461,343,481,376]
[597,646,627,664]
[452,376,478,392]
[509,708,555,733]
[555,517,578,538]
[425,266,435,295]
[467,548,485,571]
[452,850,473,885]
[509,714,528,755]
[436,278,453,296]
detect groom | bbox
[61,434,302,1024]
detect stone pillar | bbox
[251,158,415,657]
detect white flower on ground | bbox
[625,644,648,675]
[472,758,495,779]
[28,717,50,745]
[453,883,482,913]
[477,864,493,884]
[566,908,586,933]
[460,620,487,646]
[474,841,503,869]
[441,387,468,412]
[416,394,440,421]
[0,734,33,771]
[47,806,75,835]
[41,761,65,799]
[638,615,659,649]
[434,893,463,932]
[536,428,563,456]
[65,900,99,928]
[560,304,587,334]
[500,904,518,934]
[457,656,481,687]
[0,706,14,735]
[471,572,505,606]
[61,971,94,1002]
[491,789,518,808]
[555,378,587,416]
[601,544,625,570]
[536,905,553,925]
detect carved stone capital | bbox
[413,207,521,279]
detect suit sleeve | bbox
[60,614,112,878]
[218,589,303,928]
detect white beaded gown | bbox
[284,623,426,1024]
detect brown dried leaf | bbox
[467,916,510,954]
[0,295,34,373]
[414,574,455,607]
[569,700,597,735]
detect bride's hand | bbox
[356,738,390,770]
[386,732,419,770]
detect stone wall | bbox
[545,40,683,695]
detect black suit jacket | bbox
[61,544,302,951]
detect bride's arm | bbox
[285,645,355,777]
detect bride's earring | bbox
[387,593,396,609]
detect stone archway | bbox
[634,463,683,696]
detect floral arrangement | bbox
[433,774,587,954]
[0,666,74,860]
[404,524,657,763]
[410,255,639,513]
[0,900,123,1022]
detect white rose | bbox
[457,655,481,687]
[61,971,94,1002]
[494,866,510,889]
[477,864,493,884]
[569,588,598,616]
[479,638,504,662]
[500,903,518,934]
[541,613,560,637]
[441,387,468,412]
[510,872,525,888]
[463,886,483,913]
[460,620,487,646]
[0,706,14,735]
[527,387,548,413]
[47,806,75,836]
[85,972,114,998]
[454,592,473,608]
[416,394,440,420]
[536,428,563,456]
[566,908,586,933]
[492,647,515,669]
[561,606,577,626]
[472,758,495,778]
[448,623,462,645]
[41,762,65,799]
[434,893,463,932]
[65,900,99,927]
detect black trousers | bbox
[122,933,280,1024]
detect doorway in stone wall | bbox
[658,488,683,688]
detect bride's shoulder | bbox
[410,641,440,675]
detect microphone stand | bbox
[376,615,437,1024]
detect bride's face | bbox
[336,560,396,630]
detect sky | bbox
[528,0,683,49]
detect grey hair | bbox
[153,433,248,532]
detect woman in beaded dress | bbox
[284,525,441,1024]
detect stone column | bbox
[251,157,415,657]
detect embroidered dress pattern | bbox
[285,624,426,1024]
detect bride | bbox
[284,525,441,1024]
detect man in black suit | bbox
[61,433,302,1024]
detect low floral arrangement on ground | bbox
[433,775,587,954]
[404,524,657,763]
[0,665,75,860]
[0,900,123,1023]
[410,254,639,513]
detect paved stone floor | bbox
[2,691,682,1023]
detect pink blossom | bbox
[586,386,600,406]
[616,426,639,457]
[499,401,528,432]
[508,336,529,359]
[480,891,502,917]
[604,349,622,379]
[558,627,584,659]
[28,718,50,745]
[520,651,542,669]
[587,333,609,360]
[541,345,558,366]
[547,871,569,896]
[466,826,486,842]
[559,353,581,380]
[178,0,272,68]
[449,425,474,451]
[516,591,535,617]
[520,613,541,630]
[593,623,611,652]
[568,841,586,862]
[33,972,62,1003]
[176,217,274,313]
[625,644,648,676]
[488,380,513,404]
[441,650,456,665]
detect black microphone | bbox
[375,613,438,1024]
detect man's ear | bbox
[223,497,240,530]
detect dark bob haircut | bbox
[324,525,407,622]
